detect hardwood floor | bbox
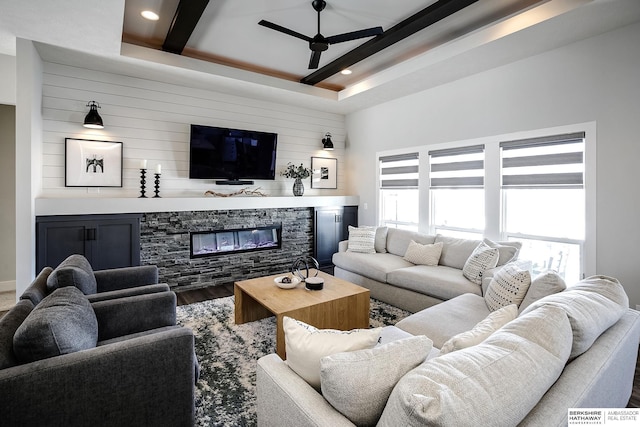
[175,283,234,305]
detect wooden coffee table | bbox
[234,271,370,359]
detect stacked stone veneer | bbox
[141,208,313,291]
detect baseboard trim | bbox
[0,280,16,292]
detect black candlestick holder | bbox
[153,173,161,198]
[139,169,147,198]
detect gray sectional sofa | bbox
[332,228,522,313]
[257,274,640,426]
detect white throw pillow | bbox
[374,227,388,253]
[482,238,521,266]
[283,316,381,389]
[403,240,443,266]
[321,335,433,426]
[462,242,499,285]
[440,304,518,354]
[485,263,532,311]
[518,270,566,313]
[346,226,376,254]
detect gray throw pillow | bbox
[0,299,34,369]
[13,286,98,363]
[46,254,97,294]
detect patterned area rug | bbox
[176,296,411,427]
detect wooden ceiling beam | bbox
[300,0,479,86]
[162,0,209,54]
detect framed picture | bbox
[65,138,123,187]
[311,157,337,189]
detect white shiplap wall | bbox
[41,62,346,198]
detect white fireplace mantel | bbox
[34,195,360,216]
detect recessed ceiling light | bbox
[141,10,160,21]
[340,69,352,75]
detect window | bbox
[379,153,419,230]
[376,125,593,282]
[429,145,484,238]
[500,132,585,283]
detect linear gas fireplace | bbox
[190,224,282,259]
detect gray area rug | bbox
[176,296,410,426]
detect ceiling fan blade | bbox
[326,26,383,44]
[258,20,312,42]
[308,51,322,69]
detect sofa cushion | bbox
[283,316,381,389]
[46,254,97,294]
[0,299,34,369]
[332,251,414,283]
[320,335,432,426]
[434,235,482,269]
[483,238,521,266]
[346,226,376,254]
[485,262,532,311]
[386,228,436,257]
[13,286,98,363]
[374,226,388,253]
[440,304,517,354]
[519,270,566,313]
[378,305,573,427]
[403,240,443,266]
[520,275,629,359]
[462,242,499,285]
[387,265,482,302]
[395,293,491,349]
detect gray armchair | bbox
[0,286,196,426]
[20,254,166,306]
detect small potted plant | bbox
[281,162,311,196]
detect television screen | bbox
[189,124,277,181]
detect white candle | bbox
[140,159,147,169]
[155,164,162,174]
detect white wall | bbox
[346,22,640,307]
[0,104,16,284]
[40,63,346,198]
[15,39,43,299]
[0,54,16,105]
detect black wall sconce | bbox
[83,101,104,129]
[322,132,334,150]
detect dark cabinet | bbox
[314,206,358,268]
[36,214,141,272]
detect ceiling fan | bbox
[258,0,383,69]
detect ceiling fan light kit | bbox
[259,0,383,69]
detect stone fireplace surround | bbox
[141,208,313,291]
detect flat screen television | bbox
[189,124,277,183]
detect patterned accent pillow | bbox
[440,304,518,354]
[346,226,376,254]
[462,242,499,285]
[403,240,443,266]
[485,263,532,311]
[283,316,381,389]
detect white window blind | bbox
[500,132,585,189]
[428,145,484,188]
[379,153,419,189]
